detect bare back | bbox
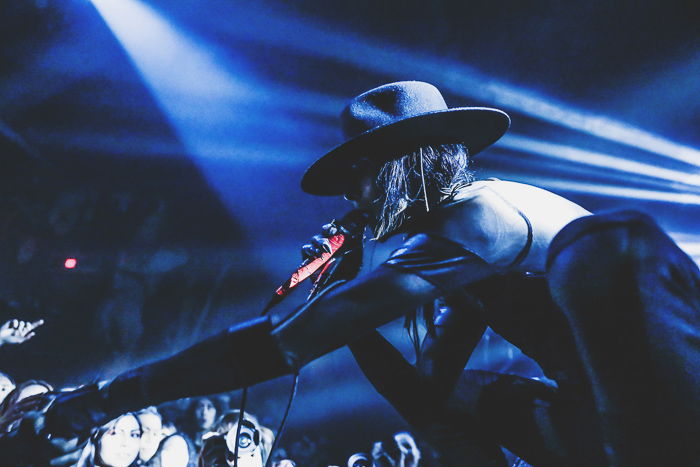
[423,179,591,273]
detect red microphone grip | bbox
[274,233,346,296]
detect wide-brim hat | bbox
[301,81,510,196]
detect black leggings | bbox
[354,211,700,467]
[546,210,700,466]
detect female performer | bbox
[26,81,700,466]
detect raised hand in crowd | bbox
[371,432,421,467]
[0,318,44,346]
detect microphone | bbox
[264,209,369,312]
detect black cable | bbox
[232,386,248,467]
[265,373,299,467]
[255,220,364,466]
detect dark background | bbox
[0,0,698,461]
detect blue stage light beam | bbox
[90,0,249,105]
[88,0,344,151]
[89,0,700,214]
[498,134,700,191]
[196,3,700,170]
[522,175,700,205]
[480,82,700,169]
[670,234,700,265]
[88,0,347,223]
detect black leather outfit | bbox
[352,208,700,466]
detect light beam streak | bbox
[90,0,700,213]
[499,134,700,190]
[524,176,700,205]
[197,2,700,169]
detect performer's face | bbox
[344,161,381,220]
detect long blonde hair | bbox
[372,143,473,239]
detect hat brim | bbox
[301,107,510,196]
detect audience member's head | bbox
[272,460,296,467]
[189,397,217,433]
[136,406,163,464]
[0,371,15,405]
[213,410,260,435]
[78,413,142,467]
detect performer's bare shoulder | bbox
[425,179,591,272]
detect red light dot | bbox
[64,258,77,269]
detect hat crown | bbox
[341,81,448,139]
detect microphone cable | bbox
[264,373,299,467]
[235,210,367,466]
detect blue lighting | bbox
[88,0,343,217]
[498,133,700,191]
[182,2,700,171]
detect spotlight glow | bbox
[88,0,344,219]
[671,234,700,265]
[498,134,700,190]
[525,176,700,205]
[198,3,700,170]
[482,83,700,168]
[88,0,700,240]
[89,0,249,102]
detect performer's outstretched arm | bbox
[31,234,495,447]
[414,293,487,401]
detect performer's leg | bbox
[547,210,700,466]
[450,370,607,467]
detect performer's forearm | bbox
[417,295,487,399]
[349,330,428,422]
[43,316,291,439]
[272,264,440,368]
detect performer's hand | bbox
[0,318,44,346]
[301,223,338,261]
